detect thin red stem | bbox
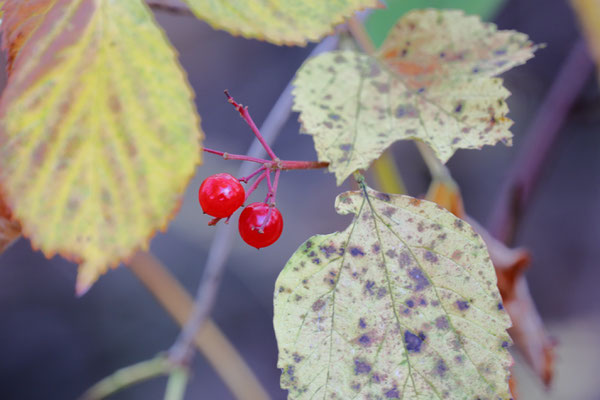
[271,169,281,205]
[244,171,267,202]
[258,170,281,233]
[203,148,268,164]
[264,171,273,203]
[239,166,266,183]
[225,91,279,161]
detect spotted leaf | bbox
[274,186,512,399]
[293,9,537,184]
[182,0,379,45]
[0,0,202,294]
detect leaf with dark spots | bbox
[456,300,470,311]
[275,187,512,399]
[427,178,555,387]
[293,10,538,184]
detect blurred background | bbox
[0,0,599,399]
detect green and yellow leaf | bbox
[182,0,379,45]
[0,0,202,294]
[293,9,537,184]
[274,186,512,399]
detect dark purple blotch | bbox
[359,318,367,329]
[404,330,425,353]
[365,280,375,295]
[435,316,449,330]
[436,359,448,377]
[424,251,438,263]
[354,359,372,374]
[456,300,470,311]
[406,299,415,308]
[385,387,400,399]
[358,335,371,346]
[408,268,430,291]
[497,302,504,310]
[350,246,365,257]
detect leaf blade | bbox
[181,0,379,45]
[0,0,202,293]
[274,187,512,399]
[293,10,536,184]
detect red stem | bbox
[203,148,268,164]
[203,148,329,171]
[225,91,279,161]
[264,171,273,203]
[239,166,266,183]
[244,171,267,202]
[271,169,281,205]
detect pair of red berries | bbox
[198,173,283,248]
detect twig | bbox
[146,0,194,15]
[225,91,279,161]
[488,39,594,243]
[79,357,172,400]
[203,148,328,170]
[127,252,270,400]
[244,170,268,202]
[164,367,189,400]
[167,34,340,368]
[239,166,266,183]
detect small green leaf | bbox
[182,0,379,45]
[274,186,512,399]
[293,9,537,185]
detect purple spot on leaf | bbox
[354,359,372,374]
[409,268,430,291]
[404,330,425,353]
[456,300,470,311]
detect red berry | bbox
[198,173,245,218]
[238,203,283,249]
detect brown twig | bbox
[127,252,270,400]
[488,39,594,243]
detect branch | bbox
[79,357,172,400]
[167,34,340,368]
[127,252,270,400]
[488,39,594,243]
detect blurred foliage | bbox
[366,0,507,48]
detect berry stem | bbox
[239,166,266,183]
[244,170,268,202]
[225,90,279,161]
[203,147,329,170]
[264,171,273,203]
[271,169,281,205]
[203,148,269,164]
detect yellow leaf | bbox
[293,10,538,184]
[0,0,203,294]
[274,186,512,399]
[182,0,379,45]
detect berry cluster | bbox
[199,172,283,248]
[198,91,328,249]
